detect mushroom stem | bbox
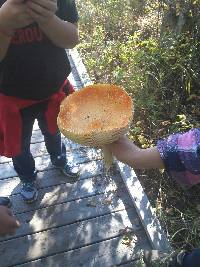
[102,146,114,171]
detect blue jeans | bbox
[12,101,66,182]
[183,247,200,267]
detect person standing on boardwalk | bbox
[0,0,80,203]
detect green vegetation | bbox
[76,0,200,252]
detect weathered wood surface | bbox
[0,147,102,180]
[0,135,152,267]
[0,49,153,267]
[15,237,145,267]
[0,209,147,267]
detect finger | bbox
[27,8,46,21]
[27,5,53,19]
[27,0,57,14]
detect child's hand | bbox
[26,0,57,25]
[0,206,20,236]
[0,0,34,34]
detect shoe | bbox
[168,251,186,267]
[0,197,12,208]
[55,163,80,178]
[20,181,38,203]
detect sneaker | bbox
[20,181,38,203]
[55,163,80,178]
[0,197,12,208]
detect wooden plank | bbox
[33,120,39,131]
[0,165,103,196]
[116,162,171,252]
[0,159,105,200]
[1,195,137,242]
[9,172,122,214]
[0,210,150,267]
[0,141,101,164]
[15,236,148,267]
[0,161,16,179]
[31,129,44,143]
[0,150,103,179]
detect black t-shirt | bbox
[0,0,78,100]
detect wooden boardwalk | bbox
[0,49,169,267]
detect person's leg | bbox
[37,102,79,178]
[168,247,200,267]
[143,248,200,267]
[12,106,37,203]
[182,247,200,267]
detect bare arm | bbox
[39,17,79,49]
[107,136,165,169]
[27,0,79,48]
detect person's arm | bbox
[26,0,79,48]
[39,16,78,49]
[107,136,165,169]
[0,0,33,61]
[0,206,20,236]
